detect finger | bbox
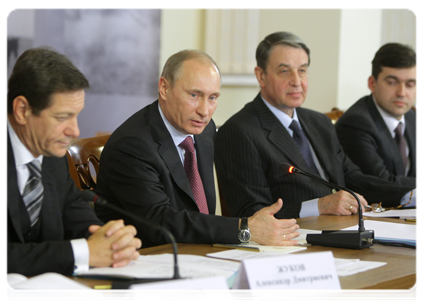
[112,245,138,261]
[265,198,283,215]
[111,231,138,250]
[88,225,101,234]
[112,258,132,268]
[105,220,126,237]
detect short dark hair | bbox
[256,31,310,72]
[371,43,416,79]
[160,49,220,87]
[7,47,89,115]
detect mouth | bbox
[287,91,303,98]
[190,119,207,127]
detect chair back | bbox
[66,134,110,190]
[324,107,344,125]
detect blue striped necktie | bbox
[289,120,320,175]
[23,160,44,226]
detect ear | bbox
[12,96,32,125]
[254,66,266,88]
[368,75,376,93]
[158,77,169,101]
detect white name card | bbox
[125,277,233,300]
[232,251,340,290]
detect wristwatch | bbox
[238,217,251,243]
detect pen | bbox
[93,285,112,289]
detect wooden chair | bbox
[324,107,344,125]
[66,134,110,190]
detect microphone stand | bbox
[281,163,374,249]
[81,190,182,287]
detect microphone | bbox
[81,190,182,284]
[280,163,374,249]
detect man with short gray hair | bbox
[215,32,415,220]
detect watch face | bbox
[238,229,251,243]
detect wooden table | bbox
[73,215,416,290]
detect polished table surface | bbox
[72,215,416,290]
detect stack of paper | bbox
[342,220,416,247]
[75,254,240,282]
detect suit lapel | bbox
[38,158,63,239]
[253,96,311,171]
[7,135,25,243]
[404,110,416,176]
[148,102,195,202]
[365,97,406,175]
[296,109,334,178]
[194,127,216,213]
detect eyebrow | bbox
[188,89,221,97]
[278,63,309,68]
[384,75,416,83]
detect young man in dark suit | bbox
[95,50,300,248]
[214,32,415,220]
[336,43,416,187]
[7,48,141,276]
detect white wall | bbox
[337,10,382,111]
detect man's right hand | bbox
[248,198,300,246]
[318,190,367,215]
[87,220,142,268]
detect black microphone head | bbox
[280,162,296,174]
[81,190,97,203]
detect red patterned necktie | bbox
[179,136,209,214]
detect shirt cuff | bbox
[70,238,90,274]
[299,199,320,218]
[401,189,416,207]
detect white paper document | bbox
[75,254,240,281]
[125,277,233,300]
[8,273,90,289]
[342,220,416,241]
[207,250,385,277]
[363,208,416,218]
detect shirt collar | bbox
[372,96,406,137]
[7,119,43,167]
[158,103,194,146]
[261,94,301,132]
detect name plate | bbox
[125,277,233,300]
[232,251,340,289]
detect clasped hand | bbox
[87,220,142,268]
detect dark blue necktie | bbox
[289,120,319,175]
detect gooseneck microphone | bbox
[280,163,374,249]
[82,190,182,282]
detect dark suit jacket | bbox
[214,94,414,219]
[335,95,416,187]
[95,101,239,248]
[8,134,102,277]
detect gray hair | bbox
[256,32,310,72]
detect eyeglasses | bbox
[365,190,413,213]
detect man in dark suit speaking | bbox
[336,43,416,187]
[7,48,141,277]
[214,32,415,220]
[95,50,300,248]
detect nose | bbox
[290,71,301,86]
[65,117,80,138]
[396,83,406,97]
[196,99,209,118]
